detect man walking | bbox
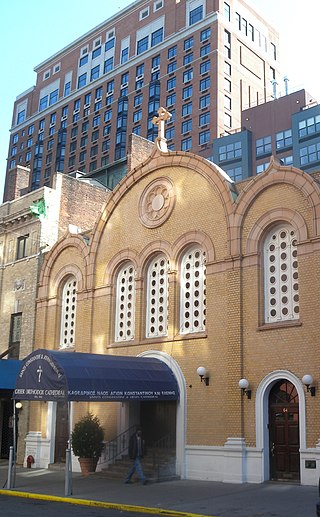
[125,427,147,485]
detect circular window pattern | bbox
[265,226,299,322]
[139,178,175,228]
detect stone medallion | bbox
[139,178,175,228]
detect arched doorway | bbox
[269,380,300,481]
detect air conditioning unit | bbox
[50,122,55,128]
[152,65,160,72]
[121,82,128,89]
[106,90,113,97]
[95,96,102,102]
[73,109,80,114]
[38,128,44,134]
[136,74,144,81]
[84,103,90,109]
[61,115,68,121]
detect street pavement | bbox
[0,462,318,517]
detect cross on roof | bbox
[152,107,172,152]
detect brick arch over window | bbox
[231,162,320,256]
[104,249,139,286]
[88,151,235,278]
[245,208,308,256]
[172,230,215,273]
[39,235,89,297]
[139,240,172,278]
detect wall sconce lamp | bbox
[302,374,316,397]
[15,401,23,410]
[239,378,252,399]
[197,366,209,386]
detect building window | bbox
[224,112,232,127]
[182,85,193,100]
[166,126,175,140]
[39,95,48,111]
[224,95,231,110]
[298,115,320,138]
[139,6,149,20]
[183,69,193,83]
[146,254,169,338]
[280,156,293,166]
[166,93,176,107]
[71,127,78,138]
[16,234,29,260]
[92,114,101,127]
[151,27,163,47]
[182,102,192,116]
[264,225,299,323]
[184,37,194,51]
[219,141,242,161]
[182,119,192,134]
[200,60,210,74]
[180,247,206,334]
[199,129,210,145]
[276,129,292,150]
[134,94,143,107]
[60,277,77,349]
[183,53,193,66]
[200,43,210,57]
[121,47,129,63]
[79,55,88,66]
[92,47,101,59]
[64,81,71,97]
[224,2,231,21]
[49,89,59,105]
[199,94,210,109]
[132,125,141,135]
[199,77,210,91]
[200,27,211,41]
[189,5,203,25]
[27,137,33,147]
[9,313,22,359]
[199,112,210,126]
[182,137,192,151]
[90,65,100,81]
[79,150,87,162]
[115,263,136,342]
[167,61,177,73]
[104,57,114,73]
[167,77,176,90]
[168,45,177,59]
[256,162,269,174]
[256,135,272,156]
[225,166,242,181]
[78,73,87,89]
[300,143,320,166]
[224,61,231,75]
[137,36,149,55]
[105,37,115,51]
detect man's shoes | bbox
[125,479,133,484]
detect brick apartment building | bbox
[4,0,280,201]
[17,132,320,486]
[0,173,110,461]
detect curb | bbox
[0,489,215,517]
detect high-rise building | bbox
[211,88,320,181]
[4,0,280,201]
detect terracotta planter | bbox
[78,457,98,476]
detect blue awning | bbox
[0,359,22,390]
[13,349,179,402]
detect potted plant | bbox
[71,413,104,475]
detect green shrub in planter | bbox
[71,413,104,459]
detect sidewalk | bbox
[0,462,318,517]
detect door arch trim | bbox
[138,350,186,478]
[255,370,306,481]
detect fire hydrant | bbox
[26,455,34,468]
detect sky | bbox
[0,0,319,201]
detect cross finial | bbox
[152,107,172,152]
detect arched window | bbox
[264,225,299,323]
[146,254,169,338]
[180,246,206,334]
[60,276,77,349]
[115,262,136,342]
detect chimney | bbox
[284,76,289,95]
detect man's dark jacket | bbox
[128,433,146,459]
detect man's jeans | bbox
[125,456,146,483]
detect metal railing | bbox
[99,424,137,467]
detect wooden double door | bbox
[269,380,300,481]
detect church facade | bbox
[25,126,320,485]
